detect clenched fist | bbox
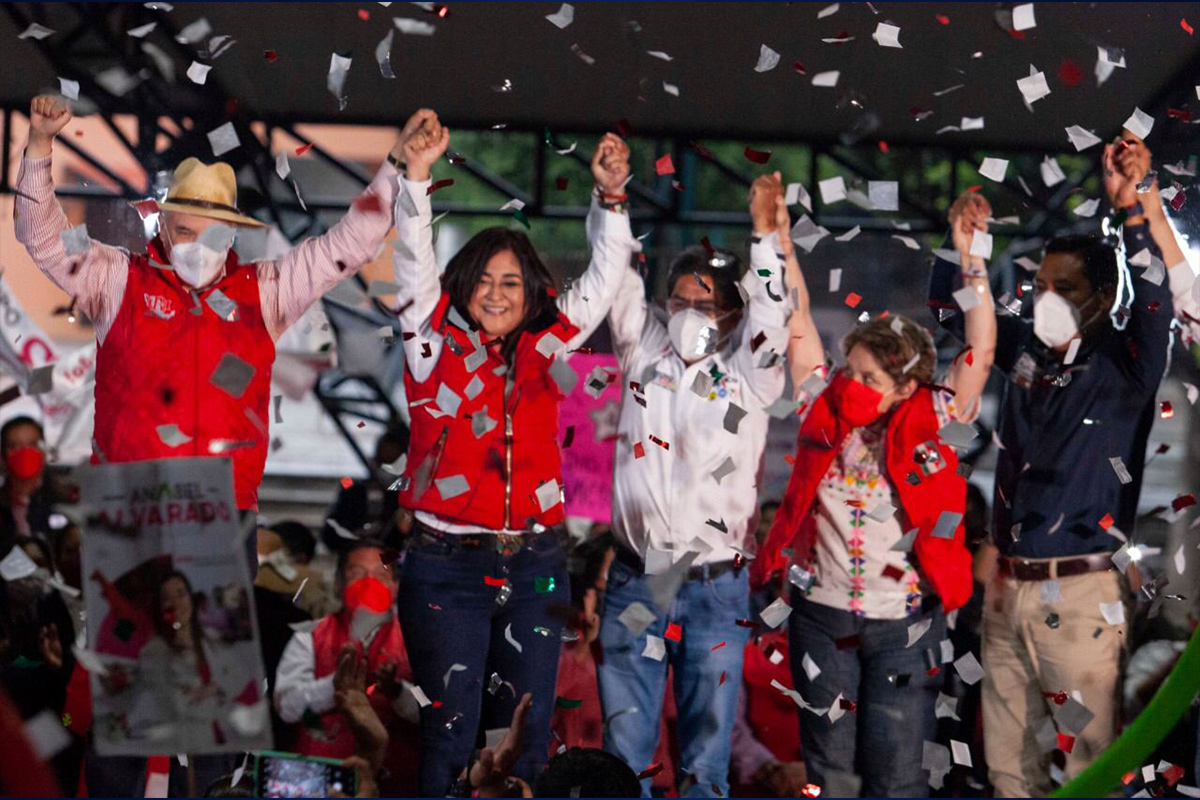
[27,94,73,158]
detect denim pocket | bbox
[706,570,749,607]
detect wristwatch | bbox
[387,151,406,172]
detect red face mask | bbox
[343,575,393,613]
[828,372,885,428]
[5,446,44,481]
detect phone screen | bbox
[257,754,355,798]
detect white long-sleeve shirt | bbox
[606,232,790,566]
[392,178,635,534]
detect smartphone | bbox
[253,751,358,798]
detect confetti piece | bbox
[760,597,792,628]
[969,230,993,259]
[1183,18,1194,35]
[754,44,780,72]
[156,424,193,447]
[1065,125,1102,152]
[207,121,240,157]
[744,147,771,164]
[648,50,673,61]
[872,22,901,47]
[868,181,898,211]
[435,474,469,500]
[811,70,840,88]
[19,23,55,40]
[1018,70,1051,104]
[979,157,1008,182]
[819,176,846,204]
[936,14,949,24]
[186,60,211,84]
[907,617,933,647]
[618,601,657,636]
[892,235,920,250]
[844,292,862,309]
[393,17,436,35]
[545,3,574,29]
[953,652,985,685]
[23,710,70,761]
[1012,3,1036,31]
[427,178,455,195]
[209,352,255,398]
[127,21,157,38]
[664,621,682,642]
[1099,601,1125,625]
[817,3,839,18]
[655,155,675,176]
[60,224,90,257]
[1123,107,1154,140]
[0,545,39,581]
[57,77,80,101]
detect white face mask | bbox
[668,308,723,362]
[1032,291,1081,348]
[164,227,231,289]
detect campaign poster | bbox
[559,353,622,523]
[81,457,271,756]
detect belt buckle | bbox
[495,533,524,556]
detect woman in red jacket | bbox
[390,116,636,797]
[754,190,996,797]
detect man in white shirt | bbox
[596,175,791,797]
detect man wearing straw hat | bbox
[13,94,446,516]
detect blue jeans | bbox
[396,532,569,797]
[788,591,945,798]
[597,558,751,797]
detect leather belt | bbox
[412,520,566,555]
[614,545,741,582]
[998,553,1114,581]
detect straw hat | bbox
[147,157,267,228]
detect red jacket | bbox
[291,611,417,795]
[400,293,579,530]
[755,381,973,611]
[93,240,274,510]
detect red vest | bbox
[400,293,580,530]
[742,630,801,765]
[291,611,411,758]
[93,240,275,510]
[755,385,973,611]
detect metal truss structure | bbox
[3,2,1197,479]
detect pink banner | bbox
[559,353,622,523]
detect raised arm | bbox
[942,192,997,422]
[13,95,130,344]
[258,111,446,340]
[392,113,452,383]
[772,183,827,398]
[732,174,790,408]
[558,133,636,355]
[1107,132,1199,344]
[1103,132,1174,391]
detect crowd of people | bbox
[1,91,1198,798]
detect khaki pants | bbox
[981,567,1128,797]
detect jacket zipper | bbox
[503,367,515,530]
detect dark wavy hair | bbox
[441,228,559,362]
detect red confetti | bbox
[734,619,762,630]
[340,477,353,489]
[1170,191,1186,212]
[711,641,726,651]
[1121,771,1137,786]
[1182,18,1194,35]
[427,178,455,195]
[1008,29,1026,40]
[664,622,682,642]
[1163,764,1185,786]
[671,180,686,192]
[649,435,669,451]
[838,698,856,712]
[1056,733,1076,753]
[718,670,727,686]
[356,421,365,429]
[432,700,443,708]
[801,784,822,798]
[1058,59,1083,88]
[437,4,449,17]
[966,184,982,193]
[132,199,160,219]
[935,14,949,25]
[1160,400,1174,419]
[881,564,906,582]
[655,154,675,176]
[878,140,889,153]
[844,292,862,309]
[965,349,974,366]
[264,49,278,62]
[295,143,313,156]
[555,176,568,191]
[357,8,370,20]
[1172,493,1196,512]
[793,61,806,75]
[1168,108,1194,122]
[352,193,383,214]
[700,236,716,256]
[925,666,941,677]
[636,763,663,781]
[633,441,646,459]
[744,146,772,164]
[483,576,507,587]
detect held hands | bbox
[393,109,450,182]
[948,190,992,263]
[749,171,794,257]
[1103,131,1154,211]
[27,94,73,158]
[591,133,631,196]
